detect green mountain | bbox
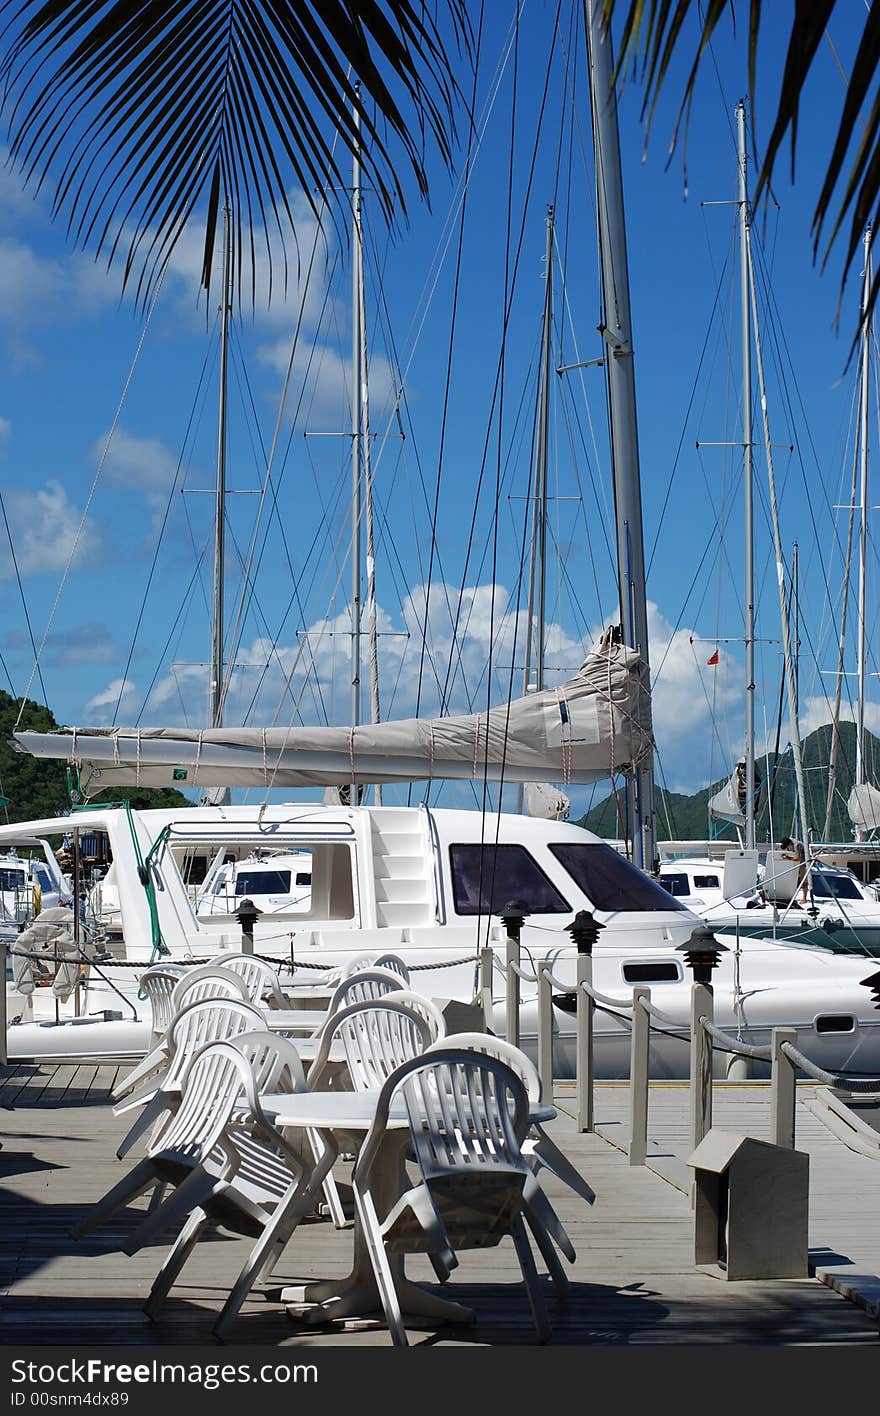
[0,689,191,821]
[579,721,879,843]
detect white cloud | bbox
[0,480,100,580]
[0,237,116,328]
[84,677,136,718]
[166,190,333,332]
[93,426,180,511]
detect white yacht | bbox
[4,799,880,1080]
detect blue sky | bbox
[0,2,874,822]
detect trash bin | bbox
[687,1129,809,1280]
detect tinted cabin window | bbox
[0,869,26,891]
[693,874,719,890]
[660,873,689,897]
[549,843,691,912]
[810,873,861,901]
[295,873,312,887]
[449,844,570,916]
[235,870,292,896]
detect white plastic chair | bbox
[325,966,409,1017]
[352,1049,557,1345]
[308,994,445,1093]
[207,952,289,1008]
[112,996,267,1160]
[79,1033,336,1340]
[113,964,250,1104]
[429,1032,595,1209]
[370,953,411,983]
[139,964,187,1044]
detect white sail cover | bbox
[523,782,571,820]
[708,758,760,828]
[847,782,880,833]
[12,628,652,792]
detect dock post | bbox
[629,986,650,1165]
[0,934,6,1066]
[576,952,594,1132]
[234,898,261,956]
[501,902,526,1046]
[538,959,554,1095]
[505,937,521,1047]
[690,982,714,1153]
[770,1027,797,1149]
[479,946,494,1033]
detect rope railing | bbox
[700,1017,773,1062]
[779,1039,880,1092]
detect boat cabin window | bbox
[622,961,682,983]
[449,844,570,916]
[234,869,292,896]
[549,843,691,912]
[810,872,862,901]
[693,874,719,890]
[0,868,26,891]
[295,872,312,887]
[659,873,690,897]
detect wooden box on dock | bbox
[687,1130,809,1280]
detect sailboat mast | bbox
[523,205,554,699]
[350,90,364,740]
[737,101,756,850]
[210,204,232,731]
[585,1,655,871]
[856,225,872,833]
[747,215,811,847]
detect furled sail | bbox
[708,758,761,828]
[12,627,652,793]
[523,782,571,820]
[847,783,880,834]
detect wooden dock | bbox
[1,1062,879,1346]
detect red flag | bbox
[706,649,719,666]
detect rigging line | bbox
[0,648,15,697]
[0,488,48,706]
[646,252,731,576]
[384,3,525,423]
[15,259,170,730]
[219,186,333,719]
[135,549,208,726]
[112,328,217,726]
[555,378,608,618]
[444,342,542,715]
[238,468,352,729]
[437,3,563,726]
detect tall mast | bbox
[747,211,811,846]
[585,0,655,870]
[210,204,232,732]
[350,90,364,742]
[737,101,756,850]
[856,224,872,835]
[523,204,554,700]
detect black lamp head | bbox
[567,909,603,955]
[234,897,263,927]
[676,926,728,983]
[860,969,880,1011]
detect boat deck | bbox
[1,1063,879,1346]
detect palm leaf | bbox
[0,1,472,304]
[612,0,880,332]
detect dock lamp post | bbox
[568,910,603,1134]
[235,898,262,955]
[500,901,528,1047]
[677,927,729,1152]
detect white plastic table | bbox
[260,1087,555,1327]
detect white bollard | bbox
[770,1027,798,1149]
[629,987,650,1165]
[505,936,521,1047]
[576,953,594,1133]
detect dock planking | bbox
[0,1064,878,1346]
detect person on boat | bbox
[779,836,809,907]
